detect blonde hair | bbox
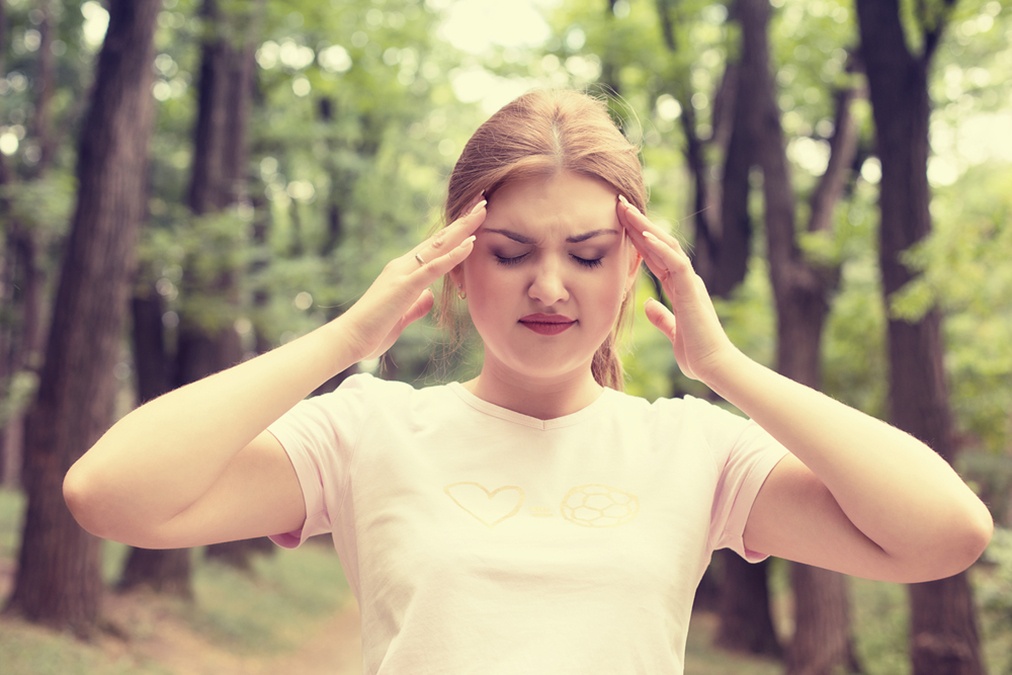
[439,90,646,390]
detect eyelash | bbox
[573,255,603,269]
[494,253,603,269]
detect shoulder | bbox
[317,372,460,421]
[605,388,745,427]
[604,389,764,460]
[324,372,441,403]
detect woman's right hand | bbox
[340,199,486,363]
[64,198,487,549]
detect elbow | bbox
[63,461,111,540]
[64,458,188,550]
[902,502,995,583]
[958,501,995,571]
[63,459,138,544]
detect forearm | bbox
[706,349,993,563]
[65,316,358,530]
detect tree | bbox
[735,0,863,670]
[0,0,61,488]
[645,0,780,654]
[4,0,161,633]
[855,0,986,673]
[180,0,266,569]
[116,286,193,597]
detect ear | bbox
[624,249,642,296]
[449,263,465,292]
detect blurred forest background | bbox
[1,0,1011,673]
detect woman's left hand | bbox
[617,196,739,383]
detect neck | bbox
[464,363,604,420]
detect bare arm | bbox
[709,352,992,582]
[64,202,485,549]
[618,196,992,582]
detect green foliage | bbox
[0,173,75,242]
[890,164,1012,459]
[978,527,1012,674]
[128,0,489,371]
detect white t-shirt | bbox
[268,373,787,674]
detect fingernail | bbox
[470,199,487,214]
[643,231,661,244]
[461,235,476,245]
[618,194,629,206]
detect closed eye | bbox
[572,254,604,269]
[495,252,529,266]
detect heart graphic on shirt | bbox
[444,482,525,527]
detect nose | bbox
[527,257,569,306]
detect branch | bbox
[922,0,959,62]
[808,70,861,236]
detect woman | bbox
[65,90,992,673]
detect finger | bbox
[617,195,682,250]
[616,198,683,281]
[645,297,695,379]
[413,234,476,280]
[644,297,677,343]
[418,199,487,262]
[402,288,435,326]
[364,289,437,360]
[633,230,696,291]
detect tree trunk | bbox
[179,0,267,568]
[714,554,781,657]
[788,565,861,675]
[909,576,985,674]
[655,0,752,295]
[0,0,56,489]
[855,1,986,674]
[118,547,194,597]
[3,0,161,634]
[118,287,194,598]
[737,0,862,672]
[654,0,780,654]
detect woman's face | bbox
[453,170,640,385]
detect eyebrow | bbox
[483,228,620,244]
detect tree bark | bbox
[0,0,56,488]
[855,1,986,674]
[714,554,781,657]
[117,287,194,598]
[655,0,752,296]
[654,0,780,655]
[178,0,267,569]
[3,0,161,634]
[737,1,862,672]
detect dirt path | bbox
[100,594,365,675]
[250,597,362,675]
[1,556,364,675]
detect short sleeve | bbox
[266,373,373,548]
[693,399,789,562]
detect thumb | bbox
[644,298,677,344]
[401,288,435,328]
[363,289,435,361]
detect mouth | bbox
[518,313,577,336]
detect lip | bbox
[518,313,576,336]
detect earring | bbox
[457,286,467,300]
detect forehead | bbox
[483,171,619,236]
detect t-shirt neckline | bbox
[447,381,614,431]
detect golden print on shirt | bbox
[444,482,525,527]
[560,484,640,527]
[444,482,640,528]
